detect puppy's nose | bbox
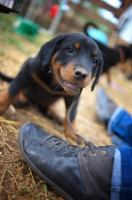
[74,68,87,80]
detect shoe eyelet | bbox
[92,153,96,156]
[102,150,106,154]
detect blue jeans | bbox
[111,147,132,200]
[109,107,132,199]
[108,107,132,147]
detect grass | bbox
[0,13,53,56]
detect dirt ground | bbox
[0,33,132,200]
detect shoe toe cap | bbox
[19,122,49,148]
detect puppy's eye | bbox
[93,59,98,65]
[66,47,74,54]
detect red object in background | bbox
[50,4,59,18]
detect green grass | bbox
[0,13,53,56]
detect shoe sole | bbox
[18,123,74,200]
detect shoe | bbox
[18,122,115,200]
[95,87,117,125]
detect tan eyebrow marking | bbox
[74,42,80,49]
[93,50,98,56]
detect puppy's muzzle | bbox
[74,68,87,81]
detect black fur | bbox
[0,33,103,143]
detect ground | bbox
[0,13,132,200]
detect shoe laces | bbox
[40,134,96,156]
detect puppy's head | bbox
[39,33,103,95]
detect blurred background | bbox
[12,0,132,42]
[1,0,132,42]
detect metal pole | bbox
[48,0,68,34]
[25,0,42,21]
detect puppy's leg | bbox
[64,97,81,144]
[14,90,29,107]
[0,71,30,114]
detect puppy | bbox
[84,22,132,82]
[0,33,103,143]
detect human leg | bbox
[111,146,132,200]
[95,87,132,147]
[108,107,132,146]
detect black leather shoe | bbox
[18,122,115,200]
[95,87,117,125]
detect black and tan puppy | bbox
[0,33,103,143]
[84,22,132,82]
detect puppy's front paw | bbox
[65,128,82,145]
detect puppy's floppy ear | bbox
[39,35,64,68]
[91,51,103,91]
